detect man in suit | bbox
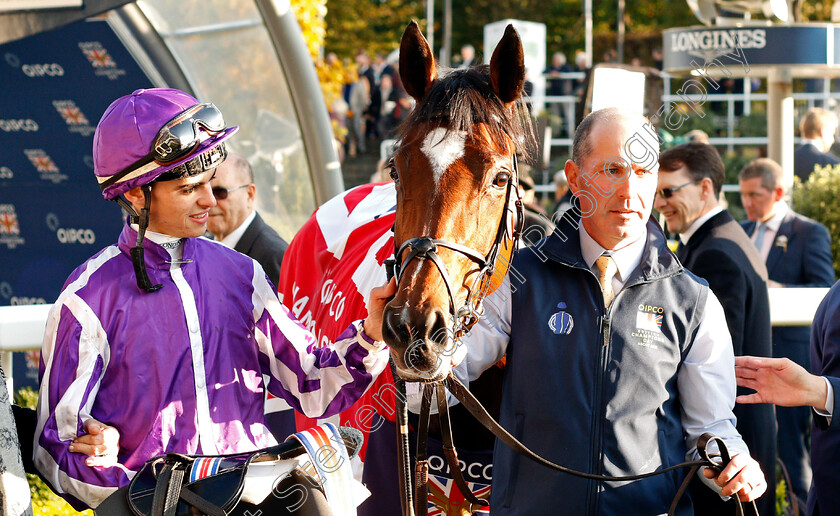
[457,44,476,68]
[739,157,835,508]
[735,278,840,516]
[207,153,288,288]
[656,142,776,516]
[794,107,840,183]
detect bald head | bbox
[572,108,659,171]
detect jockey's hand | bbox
[363,277,397,342]
[69,418,120,467]
[735,355,828,410]
[703,452,766,502]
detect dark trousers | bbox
[777,405,812,506]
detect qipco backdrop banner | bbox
[0,18,154,388]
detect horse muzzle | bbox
[382,303,463,382]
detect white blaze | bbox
[421,128,466,186]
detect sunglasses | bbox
[212,184,250,200]
[656,179,702,199]
[152,103,226,164]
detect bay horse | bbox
[276,20,535,515]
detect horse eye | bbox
[388,159,399,182]
[493,172,510,188]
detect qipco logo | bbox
[47,213,96,244]
[21,63,64,77]
[57,227,96,244]
[0,282,45,305]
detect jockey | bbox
[33,88,393,510]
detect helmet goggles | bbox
[152,103,226,164]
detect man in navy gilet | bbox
[458,108,766,515]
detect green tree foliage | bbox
[793,165,840,279]
[325,0,424,57]
[324,0,697,66]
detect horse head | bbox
[383,21,535,382]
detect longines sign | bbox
[664,24,840,74]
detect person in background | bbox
[552,169,573,217]
[207,153,288,289]
[735,276,840,515]
[457,44,476,68]
[518,174,553,239]
[685,129,710,144]
[348,71,371,156]
[795,107,840,183]
[652,47,663,70]
[34,88,393,510]
[739,157,835,510]
[656,142,776,516]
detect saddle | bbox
[96,424,363,516]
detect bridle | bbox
[389,154,524,342]
[385,147,760,516]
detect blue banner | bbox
[0,18,155,388]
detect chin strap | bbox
[115,185,162,293]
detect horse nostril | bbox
[383,309,409,348]
[426,308,451,345]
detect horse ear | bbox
[489,24,525,105]
[399,20,437,101]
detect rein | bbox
[394,373,759,516]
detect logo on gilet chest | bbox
[548,302,574,335]
[632,303,666,349]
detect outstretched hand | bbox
[363,277,397,342]
[69,418,120,467]
[702,452,766,502]
[735,356,827,410]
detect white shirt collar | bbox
[129,224,184,262]
[579,224,647,285]
[220,210,256,248]
[679,205,723,244]
[761,201,788,232]
[802,138,824,151]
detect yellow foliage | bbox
[291,0,354,141]
[290,0,327,60]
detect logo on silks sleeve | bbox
[52,100,95,137]
[428,475,490,515]
[24,149,67,184]
[548,302,574,335]
[632,304,666,349]
[79,42,125,80]
[0,204,25,249]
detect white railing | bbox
[0,287,830,392]
[542,74,840,155]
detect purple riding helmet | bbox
[93,88,239,292]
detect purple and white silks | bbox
[34,224,388,510]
